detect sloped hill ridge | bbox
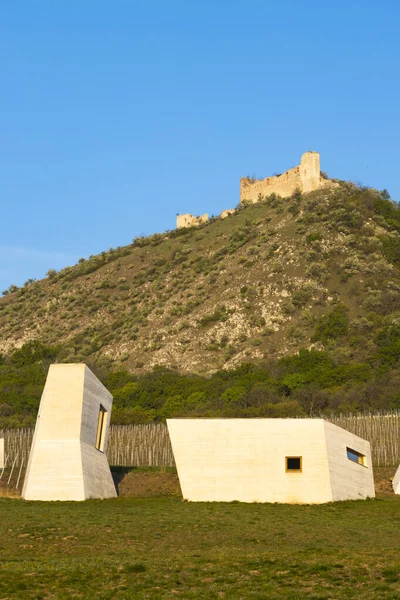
[1,182,400,376]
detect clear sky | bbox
[1,0,399,292]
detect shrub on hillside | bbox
[199,305,230,326]
[11,340,59,368]
[306,232,323,245]
[374,323,400,367]
[380,235,400,265]
[312,305,349,343]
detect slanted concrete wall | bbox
[168,419,332,503]
[22,364,116,501]
[167,418,374,504]
[176,213,208,229]
[240,151,331,204]
[323,421,374,501]
[80,367,115,499]
[0,435,4,470]
[392,464,400,494]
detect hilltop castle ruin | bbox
[240,151,331,204]
[176,151,333,228]
[176,213,209,229]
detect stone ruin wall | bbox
[176,152,333,229]
[240,151,329,204]
[177,209,236,229]
[241,164,303,202]
[176,213,209,229]
[220,209,235,219]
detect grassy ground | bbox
[1,480,400,599]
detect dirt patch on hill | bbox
[113,468,182,498]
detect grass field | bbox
[1,475,400,600]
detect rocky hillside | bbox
[1,182,400,377]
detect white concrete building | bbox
[22,364,116,501]
[392,465,400,494]
[167,419,375,504]
[0,433,4,471]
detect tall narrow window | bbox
[286,456,302,472]
[95,405,107,452]
[346,447,366,466]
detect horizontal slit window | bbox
[346,447,366,466]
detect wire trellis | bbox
[3,412,400,468]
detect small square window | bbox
[286,456,302,472]
[346,447,365,466]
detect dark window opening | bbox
[286,456,302,472]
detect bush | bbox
[374,195,400,231]
[375,323,400,367]
[306,262,329,283]
[380,235,400,264]
[11,340,59,368]
[291,289,312,309]
[312,305,349,343]
[282,301,296,315]
[199,305,230,326]
[306,232,323,245]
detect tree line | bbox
[0,337,399,429]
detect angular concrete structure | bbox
[392,465,400,494]
[22,364,116,501]
[167,419,375,504]
[0,433,4,470]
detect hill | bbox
[0,181,400,425]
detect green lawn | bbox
[1,496,400,599]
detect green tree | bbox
[11,340,58,368]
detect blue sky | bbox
[1,0,399,292]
